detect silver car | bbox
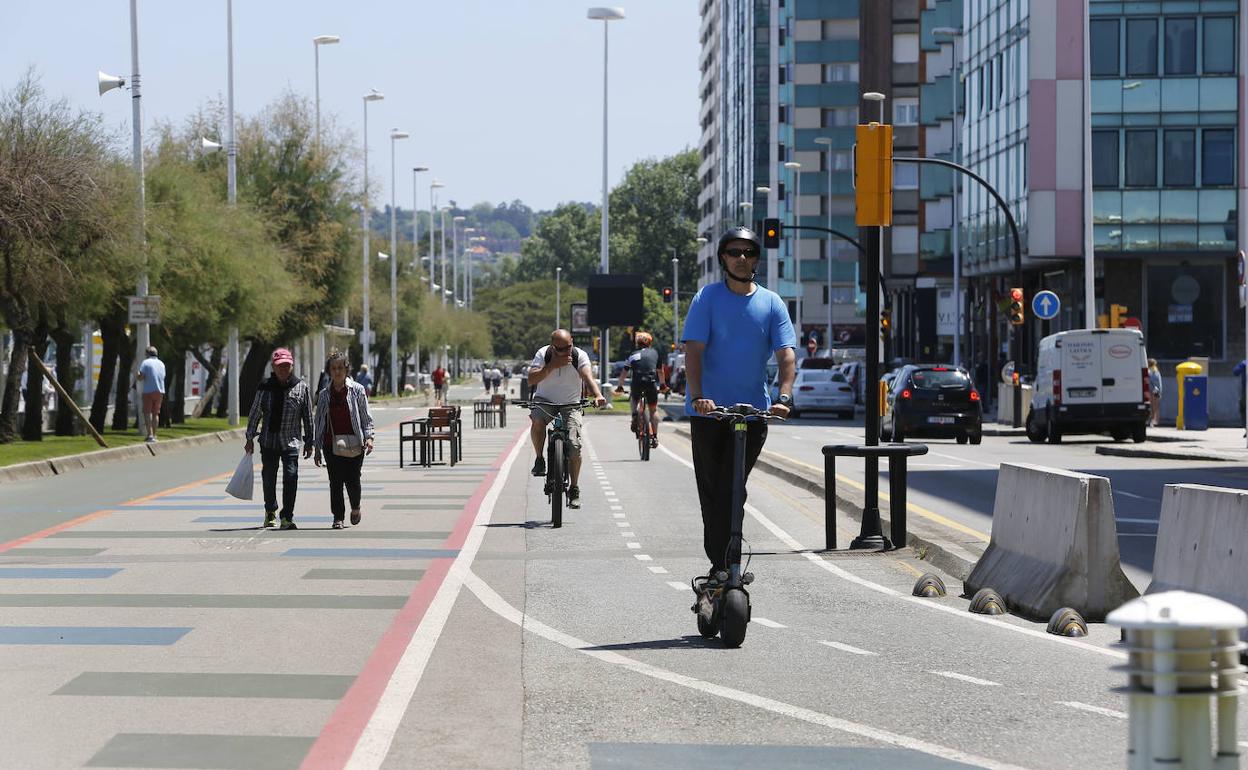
[770,369,856,419]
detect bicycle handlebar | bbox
[513,399,604,413]
[702,403,787,422]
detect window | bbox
[830,150,852,171]
[894,162,919,189]
[985,61,994,110]
[1125,130,1157,187]
[779,65,787,85]
[1092,131,1119,187]
[1203,18,1235,74]
[824,62,858,82]
[1202,129,1234,186]
[1164,18,1197,75]
[823,107,857,127]
[1145,263,1223,358]
[893,33,920,64]
[1091,19,1120,76]
[1163,130,1195,186]
[893,98,919,126]
[778,105,788,124]
[779,27,786,46]
[822,19,858,40]
[1127,18,1158,75]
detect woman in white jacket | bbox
[313,351,376,528]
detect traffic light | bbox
[880,309,892,337]
[854,122,894,227]
[662,286,673,303]
[762,218,781,248]
[1110,303,1128,328]
[1008,287,1025,326]
[592,337,600,353]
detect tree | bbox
[513,203,600,284]
[475,280,588,360]
[608,149,700,290]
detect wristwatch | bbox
[777,393,793,408]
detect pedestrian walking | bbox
[431,364,447,406]
[244,348,314,530]
[136,345,166,443]
[313,351,375,528]
[1148,358,1163,427]
[356,364,374,396]
[502,366,512,396]
[481,366,491,393]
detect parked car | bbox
[770,368,855,419]
[882,364,982,443]
[1026,329,1149,444]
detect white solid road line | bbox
[819,641,878,656]
[752,617,787,629]
[344,430,526,770]
[1059,701,1126,719]
[1115,517,1158,525]
[931,671,1001,687]
[463,570,1029,770]
[655,443,1125,661]
[1114,490,1157,502]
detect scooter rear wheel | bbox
[718,588,750,648]
[696,604,719,639]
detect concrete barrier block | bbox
[48,454,89,474]
[1149,485,1248,631]
[964,463,1139,621]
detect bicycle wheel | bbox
[548,434,564,528]
[638,408,650,461]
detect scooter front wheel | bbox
[718,588,750,648]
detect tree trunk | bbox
[90,312,123,433]
[165,354,182,427]
[111,330,134,430]
[52,326,80,436]
[215,359,229,419]
[398,351,409,392]
[21,327,49,441]
[239,341,274,417]
[0,332,28,444]
[191,346,221,419]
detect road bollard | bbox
[1107,590,1246,770]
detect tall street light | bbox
[222,0,244,425]
[98,0,147,435]
[312,35,340,153]
[464,227,478,310]
[452,215,466,306]
[440,206,450,308]
[361,89,385,371]
[429,179,445,299]
[785,160,803,334]
[933,26,964,364]
[739,201,753,226]
[588,6,625,383]
[814,136,836,348]
[556,266,563,328]
[756,185,772,286]
[411,166,428,270]
[388,129,409,396]
[1081,5,1096,328]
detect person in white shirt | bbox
[527,329,607,509]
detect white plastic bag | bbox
[225,452,254,500]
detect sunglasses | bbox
[722,248,759,259]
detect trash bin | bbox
[1181,375,1209,431]
[1176,361,1203,430]
[519,377,530,401]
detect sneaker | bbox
[279,518,297,530]
[145,436,155,443]
[567,486,581,509]
[263,512,277,528]
[331,520,345,529]
[350,509,362,526]
[650,435,658,449]
[531,456,546,477]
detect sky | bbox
[4,1,701,212]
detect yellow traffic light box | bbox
[855,122,893,227]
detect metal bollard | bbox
[1107,590,1247,769]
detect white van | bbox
[1026,329,1149,444]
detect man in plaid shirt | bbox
[245,347,314,529]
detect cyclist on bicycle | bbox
[616,331,665,448]
[527,329,607,509]
[683,227,796,582]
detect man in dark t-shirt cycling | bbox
[618,331,665,447]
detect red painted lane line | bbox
[300,425,527,770]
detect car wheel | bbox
[1046,410,1062,444]
[1025,410,1045,444]
[1110,427,1130,443]
[1132,423,1147,443]
[893,426,905,443]
[969,433,983,445]
[956,433,969,445]
[840,410,854,420]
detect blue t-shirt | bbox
[139,356,166,395]
[681,282,796,416]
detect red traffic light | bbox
[662,286,673,303]
[1009,287,1024,302]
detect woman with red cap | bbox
[244,347,314,529]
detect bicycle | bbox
[631,392,653,462]
[515,398,597,528]
[690,403,784,648]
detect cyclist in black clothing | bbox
[618,331,665,447]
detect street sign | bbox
[127,295,162,325]
[570,303,590,334]
[1032,290,1060,321]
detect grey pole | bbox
[440,208,448,307]
[362,99,371,370]
[556,266,562,328]
[1082,0,1096,328]
[127,0,148,435]
[588,8,625,382]
[672,254,679,349]
[388,131,408,397]
[825,144,834,346]
[225,0,240,426]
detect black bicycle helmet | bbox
[717,226,762,283]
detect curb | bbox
[1095,444,1239,463]
[672,426,984,581]
[981,426,1025,437]
[0,428,248,485]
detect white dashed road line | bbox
[1059,701,1126,719]
[647,566,669,574]
[751,617,787,629]
[634,554,653,562]
[666,581,688,591]
[818,641,878,656]
[626,542,641,549]
[930,671,1001,687]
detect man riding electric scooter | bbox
[682,226,796,646]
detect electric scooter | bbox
[690,403,783,648]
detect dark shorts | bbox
[631,379,659,406]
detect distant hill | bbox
[370,199,595,256]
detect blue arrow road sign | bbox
[1032,290,1060,320]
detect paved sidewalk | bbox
[1096,425,1248,462]
[0,404,522,770]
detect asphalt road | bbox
[2,399,1242,768]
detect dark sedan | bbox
[882,365,982,444]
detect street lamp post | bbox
[411,166,428,269]
[814,137,836,347]
[933,27,963,365]
[756,185,771,286]
[588,6,625,383]
[440,206,450,308]
[429,180,444,299]
[312,34,340,153]
[388,130,409,397]
[739,201,753,227]
[672,253,680,350]
[556,266,563,328]
[785,161,803,334]
[361,89,384,373]
[453,215,466,306]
